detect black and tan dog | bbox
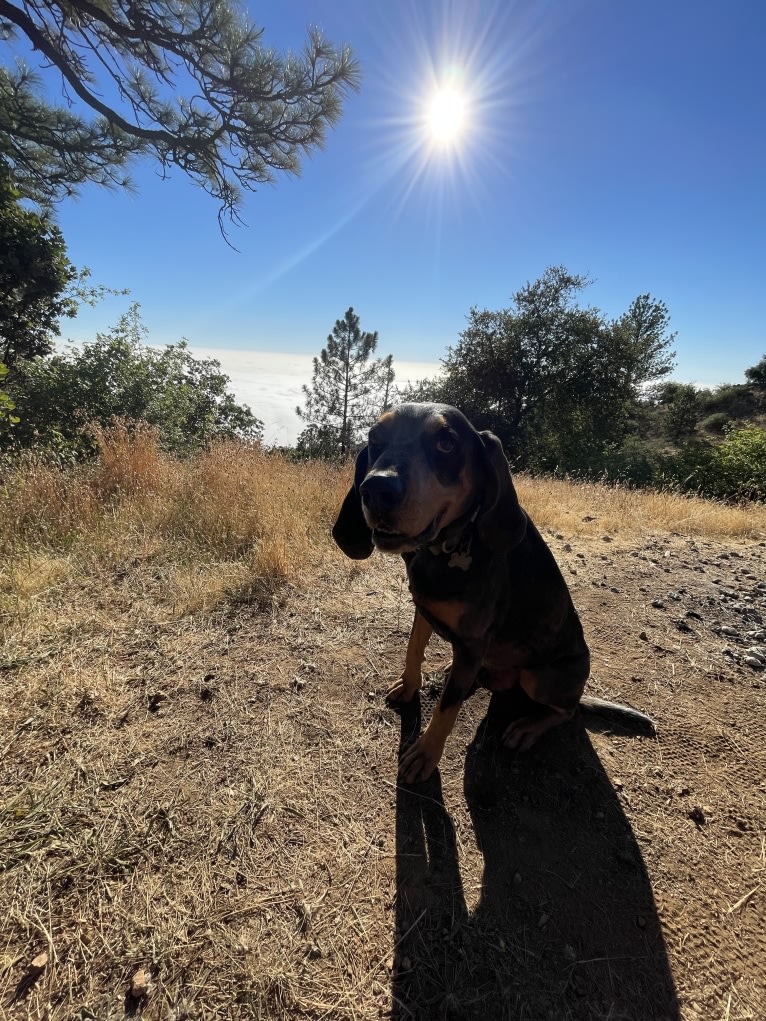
[333,402,656,783]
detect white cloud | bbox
[189,348,441,445]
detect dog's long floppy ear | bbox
[477,430,527,552]
[332,445,374,560]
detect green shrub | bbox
[706,425,766,501]
[700,412,730,434]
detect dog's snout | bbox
[360,472,404,513]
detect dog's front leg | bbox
[398,644,480,783]
[387,609,433,704]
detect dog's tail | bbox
[579,695,657,736]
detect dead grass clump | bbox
[0,452,100,551]
[87,418,167,499]
[153,442,347,571]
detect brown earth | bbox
[1,528,765,1020]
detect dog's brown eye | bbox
[436,433,456,454]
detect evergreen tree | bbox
[0,0,359,220]
[296,307,394,458]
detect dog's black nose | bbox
[360,472,404,513]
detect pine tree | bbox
[296,308,395,458]
[0,0,359,221]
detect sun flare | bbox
[428,86,466,143]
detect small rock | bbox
[668,591,682,601]
[744,657,764,670]
[130,968,151,998]
[29,952,48,975]
[720,626,740,637]
[652,599,665,610]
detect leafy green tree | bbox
[0,163,77,370]
[296,307,394,458]
[4,302,262,453]
[0,0,359,220]
[408,266,677,472]
[612,293,676,388]
[745,354,766,387]
[655,382,701,442]
[0,360,18,424]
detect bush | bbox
[705,425,766,501]
[599,436,661,487]
[700,412,730,434]
[3,303,262,457]
[653,426,766,502]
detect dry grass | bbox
[1,429,765,1019]
[516,473,766,542]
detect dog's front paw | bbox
[398,734,442,783]
[386,673,421,705]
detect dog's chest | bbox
[404,546,499,642]
[404,546,484,601]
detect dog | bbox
[333,402,656,783]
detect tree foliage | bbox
[745,354,766,387]
[654,382,701,442]
[296,307,395,458]
[3,302,262,453]
[0,163,78,368]
[0,0,359,219]
[409,266,676,472]
[0,359,18,423]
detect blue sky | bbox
[37,0,766,439]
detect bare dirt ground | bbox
[1,526,765,1020]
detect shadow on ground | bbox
[391,691,680,1021]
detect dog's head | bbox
[332,403,527,559]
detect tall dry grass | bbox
[517,473,766,542]
[2,424,764,578]
[0,423,349,623]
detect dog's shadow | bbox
[391,691,679,1020]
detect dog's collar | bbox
[426,503,480,570]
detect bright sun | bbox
[428,86,466,143]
